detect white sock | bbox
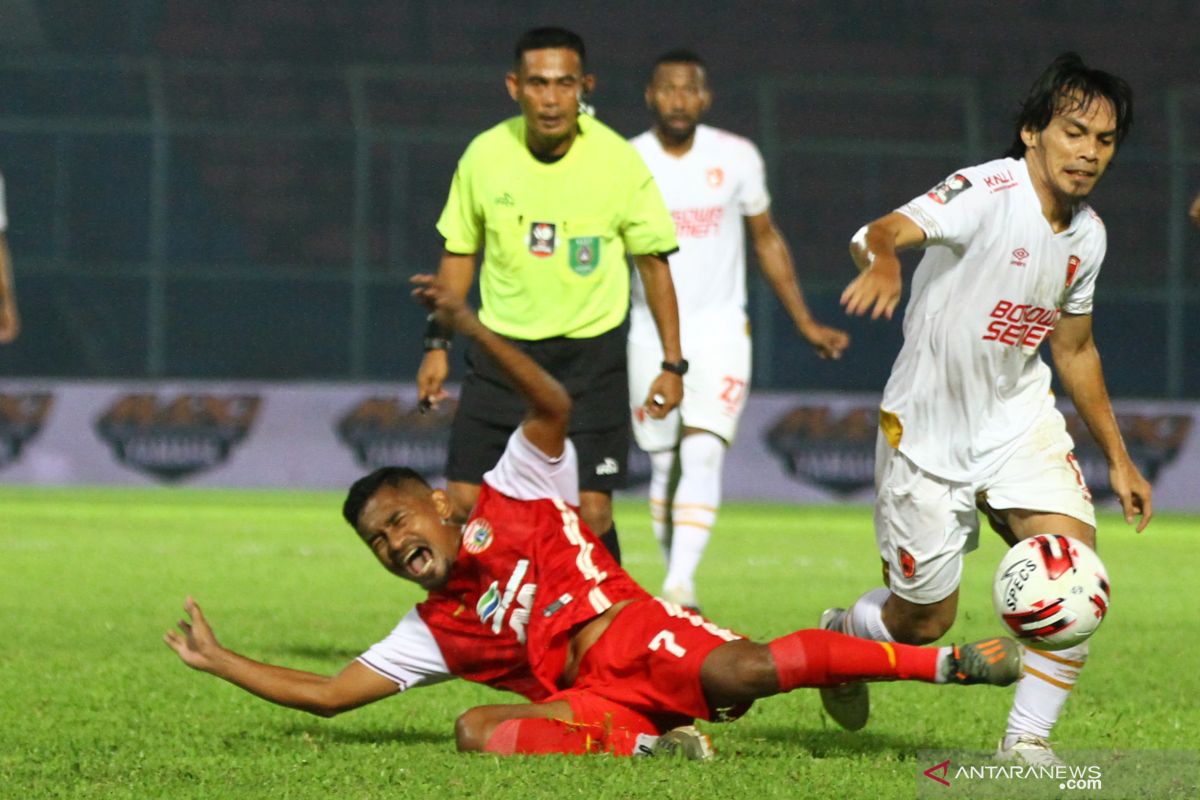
[836,587,896,642]
[1005,641,1089,743]
[647,449,675,564]
[633,733,659,757]
[663,433,725,594]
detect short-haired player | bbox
[166,275,1019,759]
[629,50,849,610]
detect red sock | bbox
[767,629,939,692]
[483,718,642,756]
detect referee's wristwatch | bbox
[660,359,689,376]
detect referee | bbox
[417,27,684,562]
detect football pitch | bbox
[2,486,1197,799]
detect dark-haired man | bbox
[820,53,1152,764]
[417,27,685,563]
[165,274,1021,759]
[628,50,849,610]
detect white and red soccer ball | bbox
[992,534,1111,651]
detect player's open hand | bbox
[1109,460,1153,533]
[164,597,225,673]
[841,258,903,320]
[799,320,850,359]
[644,371,682,419]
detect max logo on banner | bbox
[764,404,877,494]
[336,396,454,472]
[0,393,54,469]
[94,394,260,481]
[1062,409,1191,501]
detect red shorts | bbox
[546,597,748,733]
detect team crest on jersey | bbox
[568,236,601,275]
[1065,255,1081,288]
[706,167,724,187]
[926,174,972,205]
[528,222,556,257]
[463,518,494,554]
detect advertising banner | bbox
[1,380,1197,511]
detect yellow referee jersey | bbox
[437,114,678,340]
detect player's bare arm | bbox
[412,273,570,458]
[632,253,684,418]
[746,210,849,359]
[164,597,400,716]
[1049,313,1152,531]
[0,234,19,344]
[416,251,476,409]
[841,211,926,320]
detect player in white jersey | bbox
[628,50,849,610]
[819,54,1151,764]
[0,171,19,344]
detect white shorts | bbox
[627,325,751,452]
[875,403,1096,604]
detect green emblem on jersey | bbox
[476,581,500,623]
[568,236,601,275]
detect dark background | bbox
[1,0,1197,395]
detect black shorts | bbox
[447,322,630,493]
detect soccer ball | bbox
[992,534,1110,651]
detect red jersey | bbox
[356,429,649,700]
[418,482,649,699]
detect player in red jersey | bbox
[164,275,1021,758]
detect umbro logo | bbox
[595,457,620,476]
[1010,247,1029,267]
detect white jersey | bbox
[0,172,7,232]
[628,124,770,345]
[883,156,1105,482]
[355,428,577,689]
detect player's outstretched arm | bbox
[632,253,684,418]
[411,273,570,458]
[416,251,476,410]
[1049,314,1152,532]
[164,597,400,716]
[0,234,19,344]
[841,212,926,320]
[746,210,848,359]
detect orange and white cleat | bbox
[942,637,1022,686]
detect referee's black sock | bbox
[598,524,622,565]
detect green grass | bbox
[1,486,1196,799]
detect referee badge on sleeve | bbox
[528,221,556,257]
[568,236,601,275]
